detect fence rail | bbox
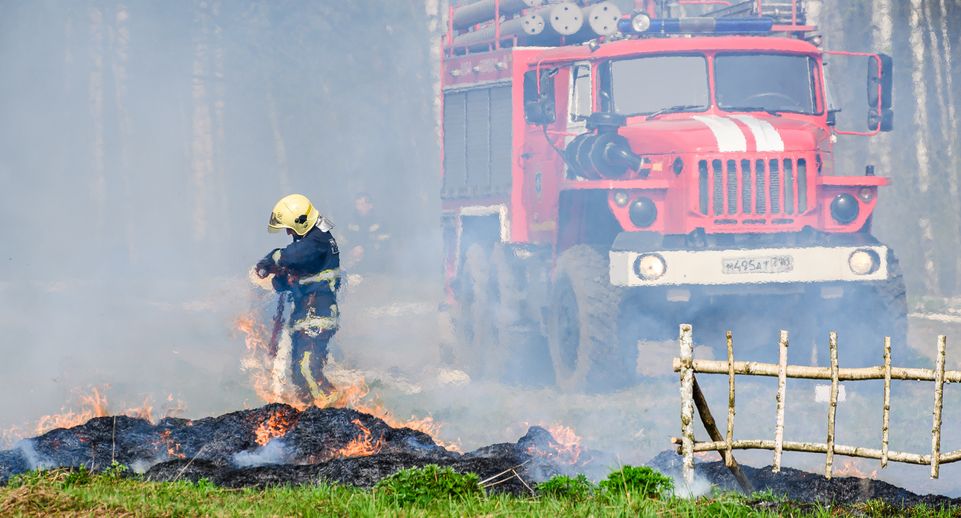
[673,324,958,487]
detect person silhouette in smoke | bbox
[343,192,391,275]
[255,194,340,405]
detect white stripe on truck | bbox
[693,115,747,152]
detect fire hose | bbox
[267,292,286,359]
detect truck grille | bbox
[697,157,808,219]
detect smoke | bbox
[14,440,52,472]
[4,0,961,501]
[232,439,289,468]
[0,1,439,438]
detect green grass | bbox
[1,468,958,517]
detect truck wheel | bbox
[547,245,635,392]
[452,243,498,377]
[829,248,908,367]
[487,244,553,386]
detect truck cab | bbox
[441,1,904,390]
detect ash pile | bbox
[649,451,961,507]
[0,404,597,493]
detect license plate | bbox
[722,255,794,274]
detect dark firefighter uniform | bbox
[256,194,341,404]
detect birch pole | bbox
[882,337,891,468]
[679,324,695,488]
[825,332,839,479]
[726,330,735,468]
[931,335,946,478]
[773,330,788,473]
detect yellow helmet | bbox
[268,194,320,236]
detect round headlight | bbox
[672,157,684,175]
[848,249,880,275]
[858,187,875,202]
[635,253,666,280]
[629,197,657,228]
[631,13,651,32]
[613,191,630,207]
[830,193,859,224]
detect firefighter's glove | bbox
[271,272,293,292]
[255,249,282,279]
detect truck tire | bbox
[546,245,635,392]
[825,248,907,367]
[813,250,911,367]
[452,243,497,377]
[487,244,554,386]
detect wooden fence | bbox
[672,323,960,489]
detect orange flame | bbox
[124,396,154,423]
[236,305,460,451]
[834,458,878,479]
[255,412,295,446]
[523,423,582,465]
[157,429,185,459]
[34,387,111,435]
[29,388,188,440]
[236,312,311,409]
[335,419,384,458]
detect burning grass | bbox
[2,468,958,517]
[236,308,461,451]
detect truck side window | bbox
[570,64,592,122]
[523,69,557,124]
[598,61,613,112]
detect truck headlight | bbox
[635,253,666,280]
[848,249,880,275]
[830,193,859,224]
[629,197,657,228]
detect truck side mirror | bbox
[867,53,893,132]
[523,68,557,125]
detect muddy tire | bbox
[859,248,907,364]
[547,245,635,392]
[824,248,908,367]
[452,243,497,377]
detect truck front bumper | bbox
[609,244,890,287]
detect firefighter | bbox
[343,192,391,274]
[255,193,340,404]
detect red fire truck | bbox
[441,0,903,390]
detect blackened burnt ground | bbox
[649,451,961,508]
[2,403,960,506]
[0,404,598,495]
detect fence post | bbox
[931,335,947,479]
[882,336,891,468]
[825,331,839,479]
[726,330,735,468]
[679,323,695,488]
[773,330,789,473]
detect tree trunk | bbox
[909,0,939,295]
[191,0,214,241]
[88,6,106,243]
[110,2,135,262]
[211,0,229,241]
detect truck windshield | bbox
[610,55,709,115]
[715,53,818,114]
